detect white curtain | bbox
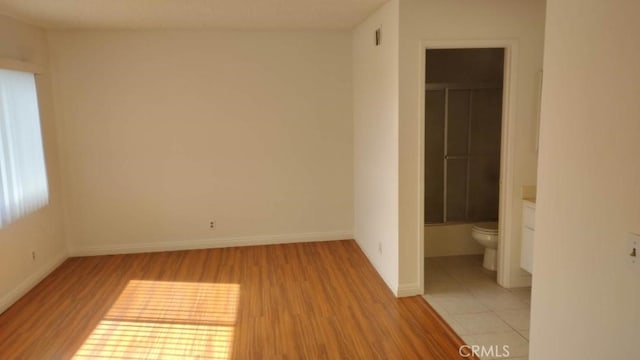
[0,69,49,228]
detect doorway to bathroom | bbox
[424,48,503,225]
[421,46,531,357]
[424,48,504,267]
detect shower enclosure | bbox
[425,48,504,224]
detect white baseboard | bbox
[505,272,533,288]
[0,251,67,314]
[397,282,423,297]
[69,230,354,257]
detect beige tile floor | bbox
[424,255,531,360]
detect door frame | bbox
[418,39,519,289]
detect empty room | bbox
[0,0,638,359]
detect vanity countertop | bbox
[522,185,537,205]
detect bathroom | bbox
[423,48,533,358]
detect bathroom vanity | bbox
[521,199,536,274]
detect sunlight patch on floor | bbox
[73,280,240,359]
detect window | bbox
[0,69,48,228]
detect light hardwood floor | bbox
[0,240,473,359]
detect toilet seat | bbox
[472,222,499,235]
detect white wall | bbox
[425,224,483,257]
[531,0,640,358]
[0,15,67,313]
[48,30,354,255]
[398,0,546,291]
[352,0,400,294]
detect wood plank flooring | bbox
[0,240,473,359]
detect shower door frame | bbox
[418,39,522,289]
[425,82,503,224]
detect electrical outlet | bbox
[209,220,216,230]
[628,233,639,265]
[378,242,382,254]
[32,251,36,261]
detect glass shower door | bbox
[425,85,502,224]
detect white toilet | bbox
[471,222,499,271]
